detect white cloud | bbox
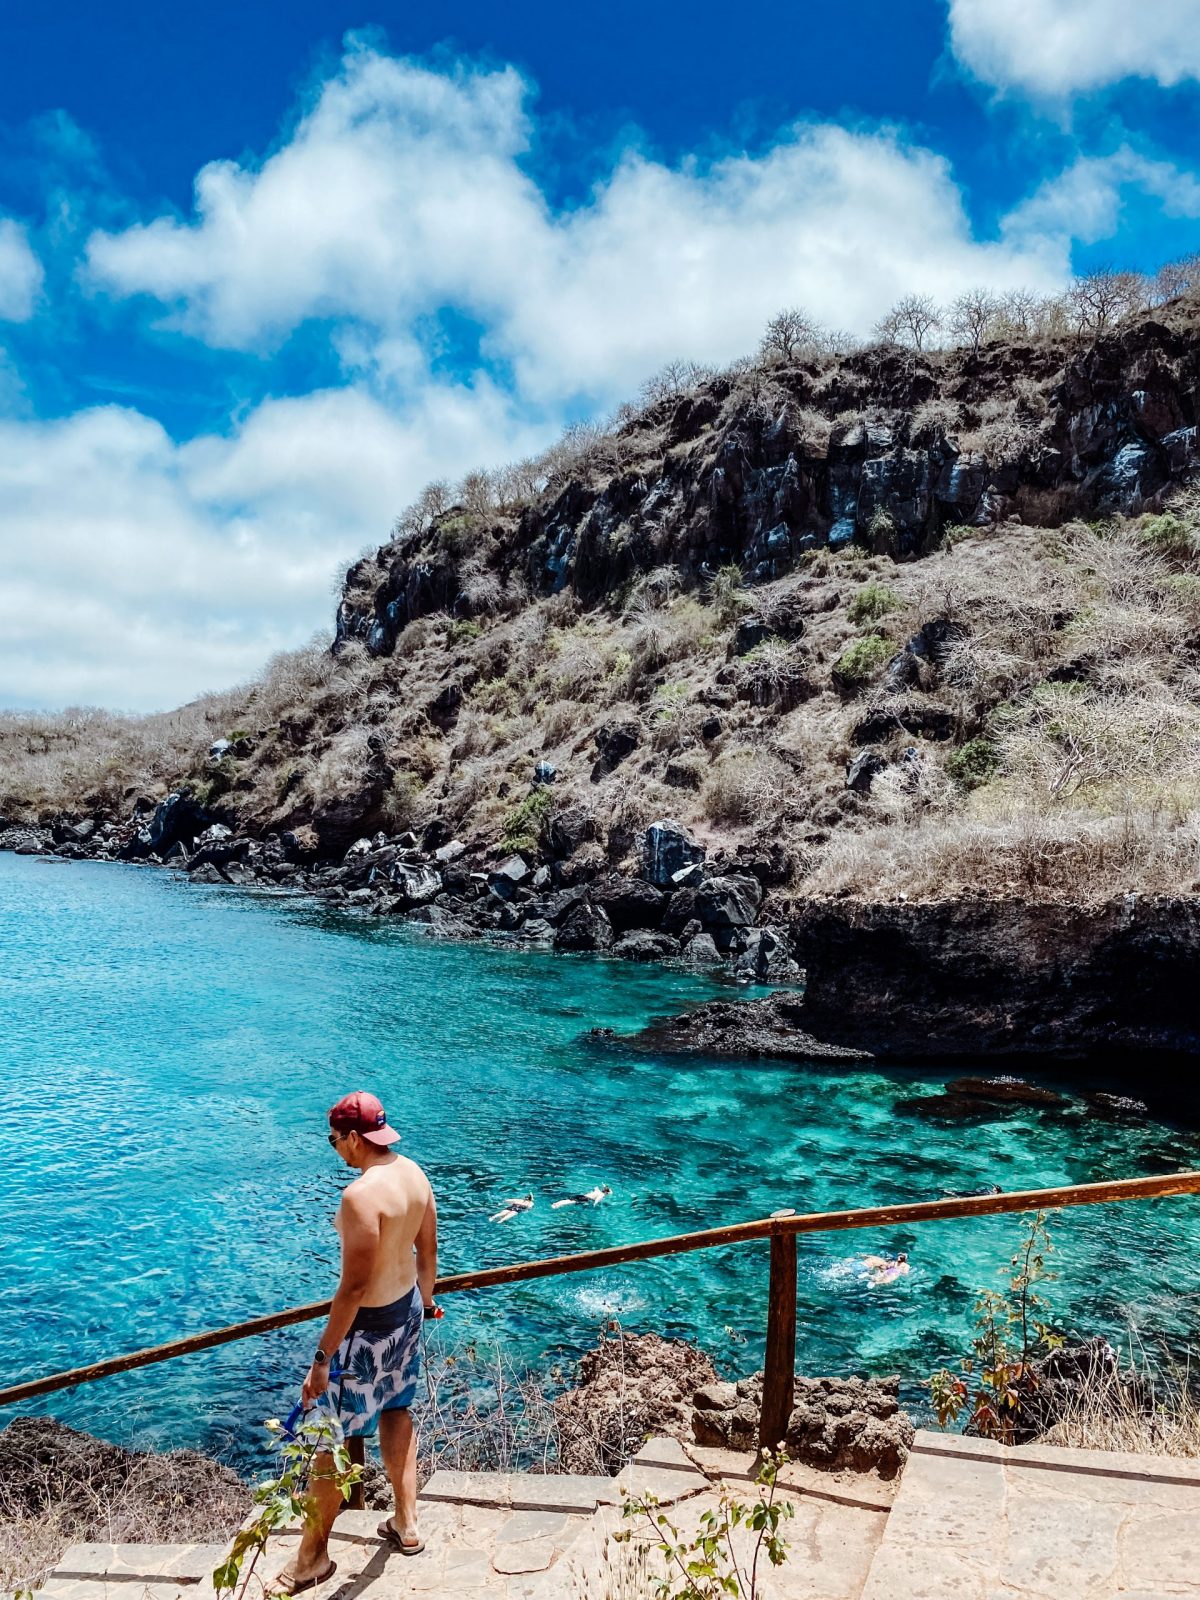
[0,219,43,321]
[0,380,552,711]
[86,43,1068,409]
[1002,146,1200,247]
[947,0,1200,97]
[13,40,1196,711]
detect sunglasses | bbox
[327,1129,347,1147]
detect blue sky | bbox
[1,0,1199,710]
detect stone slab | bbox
[862,1429,1200,1600]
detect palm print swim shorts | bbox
[331,1286,424,1437]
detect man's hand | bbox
[302,1361,330,1406]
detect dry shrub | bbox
[702,749,791,825]
[0,1423,249,1594]
[806,804,1200,902]
[1040,1339,1200,1457]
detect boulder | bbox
[612,930,679,963]
[592,720,641,779]
[555,1332,717,1473]
[692,1373,913,1477]
[642,820,706,887]
[434,839,467,864]
[122,792,211,860]
[593,876,666,931]
[526,885,589,924]
[681,932,722,966]
[731,925,797,982]
[730,617,774,657]
[554,900,614,952]
[546,805,599,859]
[390,862,442,905]
[846,749,887,794]
[488,855,531,898]
[533,760,558,785]
[696,872,763,932]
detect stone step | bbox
[35,1541,230,1600]
[859,1429,1200,1600]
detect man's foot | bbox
[378,1517,424,1555]
[274,1557,338,1594]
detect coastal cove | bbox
[3,851,1199,1471]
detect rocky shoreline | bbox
[6,796,1200,1072]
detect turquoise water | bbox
[2,852,1199,1468]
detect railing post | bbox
[758,1210,797,1456]
[347,1435,366,1510]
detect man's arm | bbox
[303,1190,379,1402]
[416,1187,438,1311]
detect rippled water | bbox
[2,852,1199,1467]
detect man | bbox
[276,1091,438,1594]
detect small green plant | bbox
[501,787,553,852]
[1139,512,1199,560]
[446,619,483,647]
[213,1412,361,1600]
[945,737,1000,791]
[616,1447,793,1599]
[653,681,690,723]
[848,582,901,625]
[707,564,749,625]
[928,1210,1063,1443]
[831,634,892,690]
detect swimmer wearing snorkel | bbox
[862,1252,910,1286]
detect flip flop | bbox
[274,1559,337,1595]
[378,1518,425,1556]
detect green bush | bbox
[848,582,901,625]
[446,619,483,647]
[1139,513,1199,560]
[832,634,892,690]
[708,563,749,625]
[501,787,553,852]
[946,737,1000,791]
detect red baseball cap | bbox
[328,1090,400,1146]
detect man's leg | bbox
[275,1450,344,1588]
[379,1408,419,1541]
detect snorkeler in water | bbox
[489,1194,534,1223]
[862,1252,910,1286]
[551,1185,612,1209]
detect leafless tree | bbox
[759,306,821,364]
[949,288,1001,354]
[996,288,1042,337]
[393,479,450,540]
[876,293,943,351]
[457,470,497,520]
[1065,269,1149,334]
[1151,254,1200,304]
[640,359,711,407]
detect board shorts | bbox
[331,1286,424,1438]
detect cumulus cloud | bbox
[14,39,1197,710]
[0,219,43,321]
[86,43,1068,408]
[0,380,552,711]
[1003,146,1200,247]
[947,0,1200,97]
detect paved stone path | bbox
[861,1431,1200,1599]
[34,1430,1200,1599]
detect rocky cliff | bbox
[5,304,1200,1067]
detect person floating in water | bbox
[489,1193,534,1223]
[551,1185,612,1209]
[862,1252,910,1286]
[275,1090,439,1593]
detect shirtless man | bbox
[276,1091,438,1593]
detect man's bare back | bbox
[335,1152,433,1305]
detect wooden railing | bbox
[4,1170,1200,1464]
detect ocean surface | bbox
[2,851,1199,1468]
